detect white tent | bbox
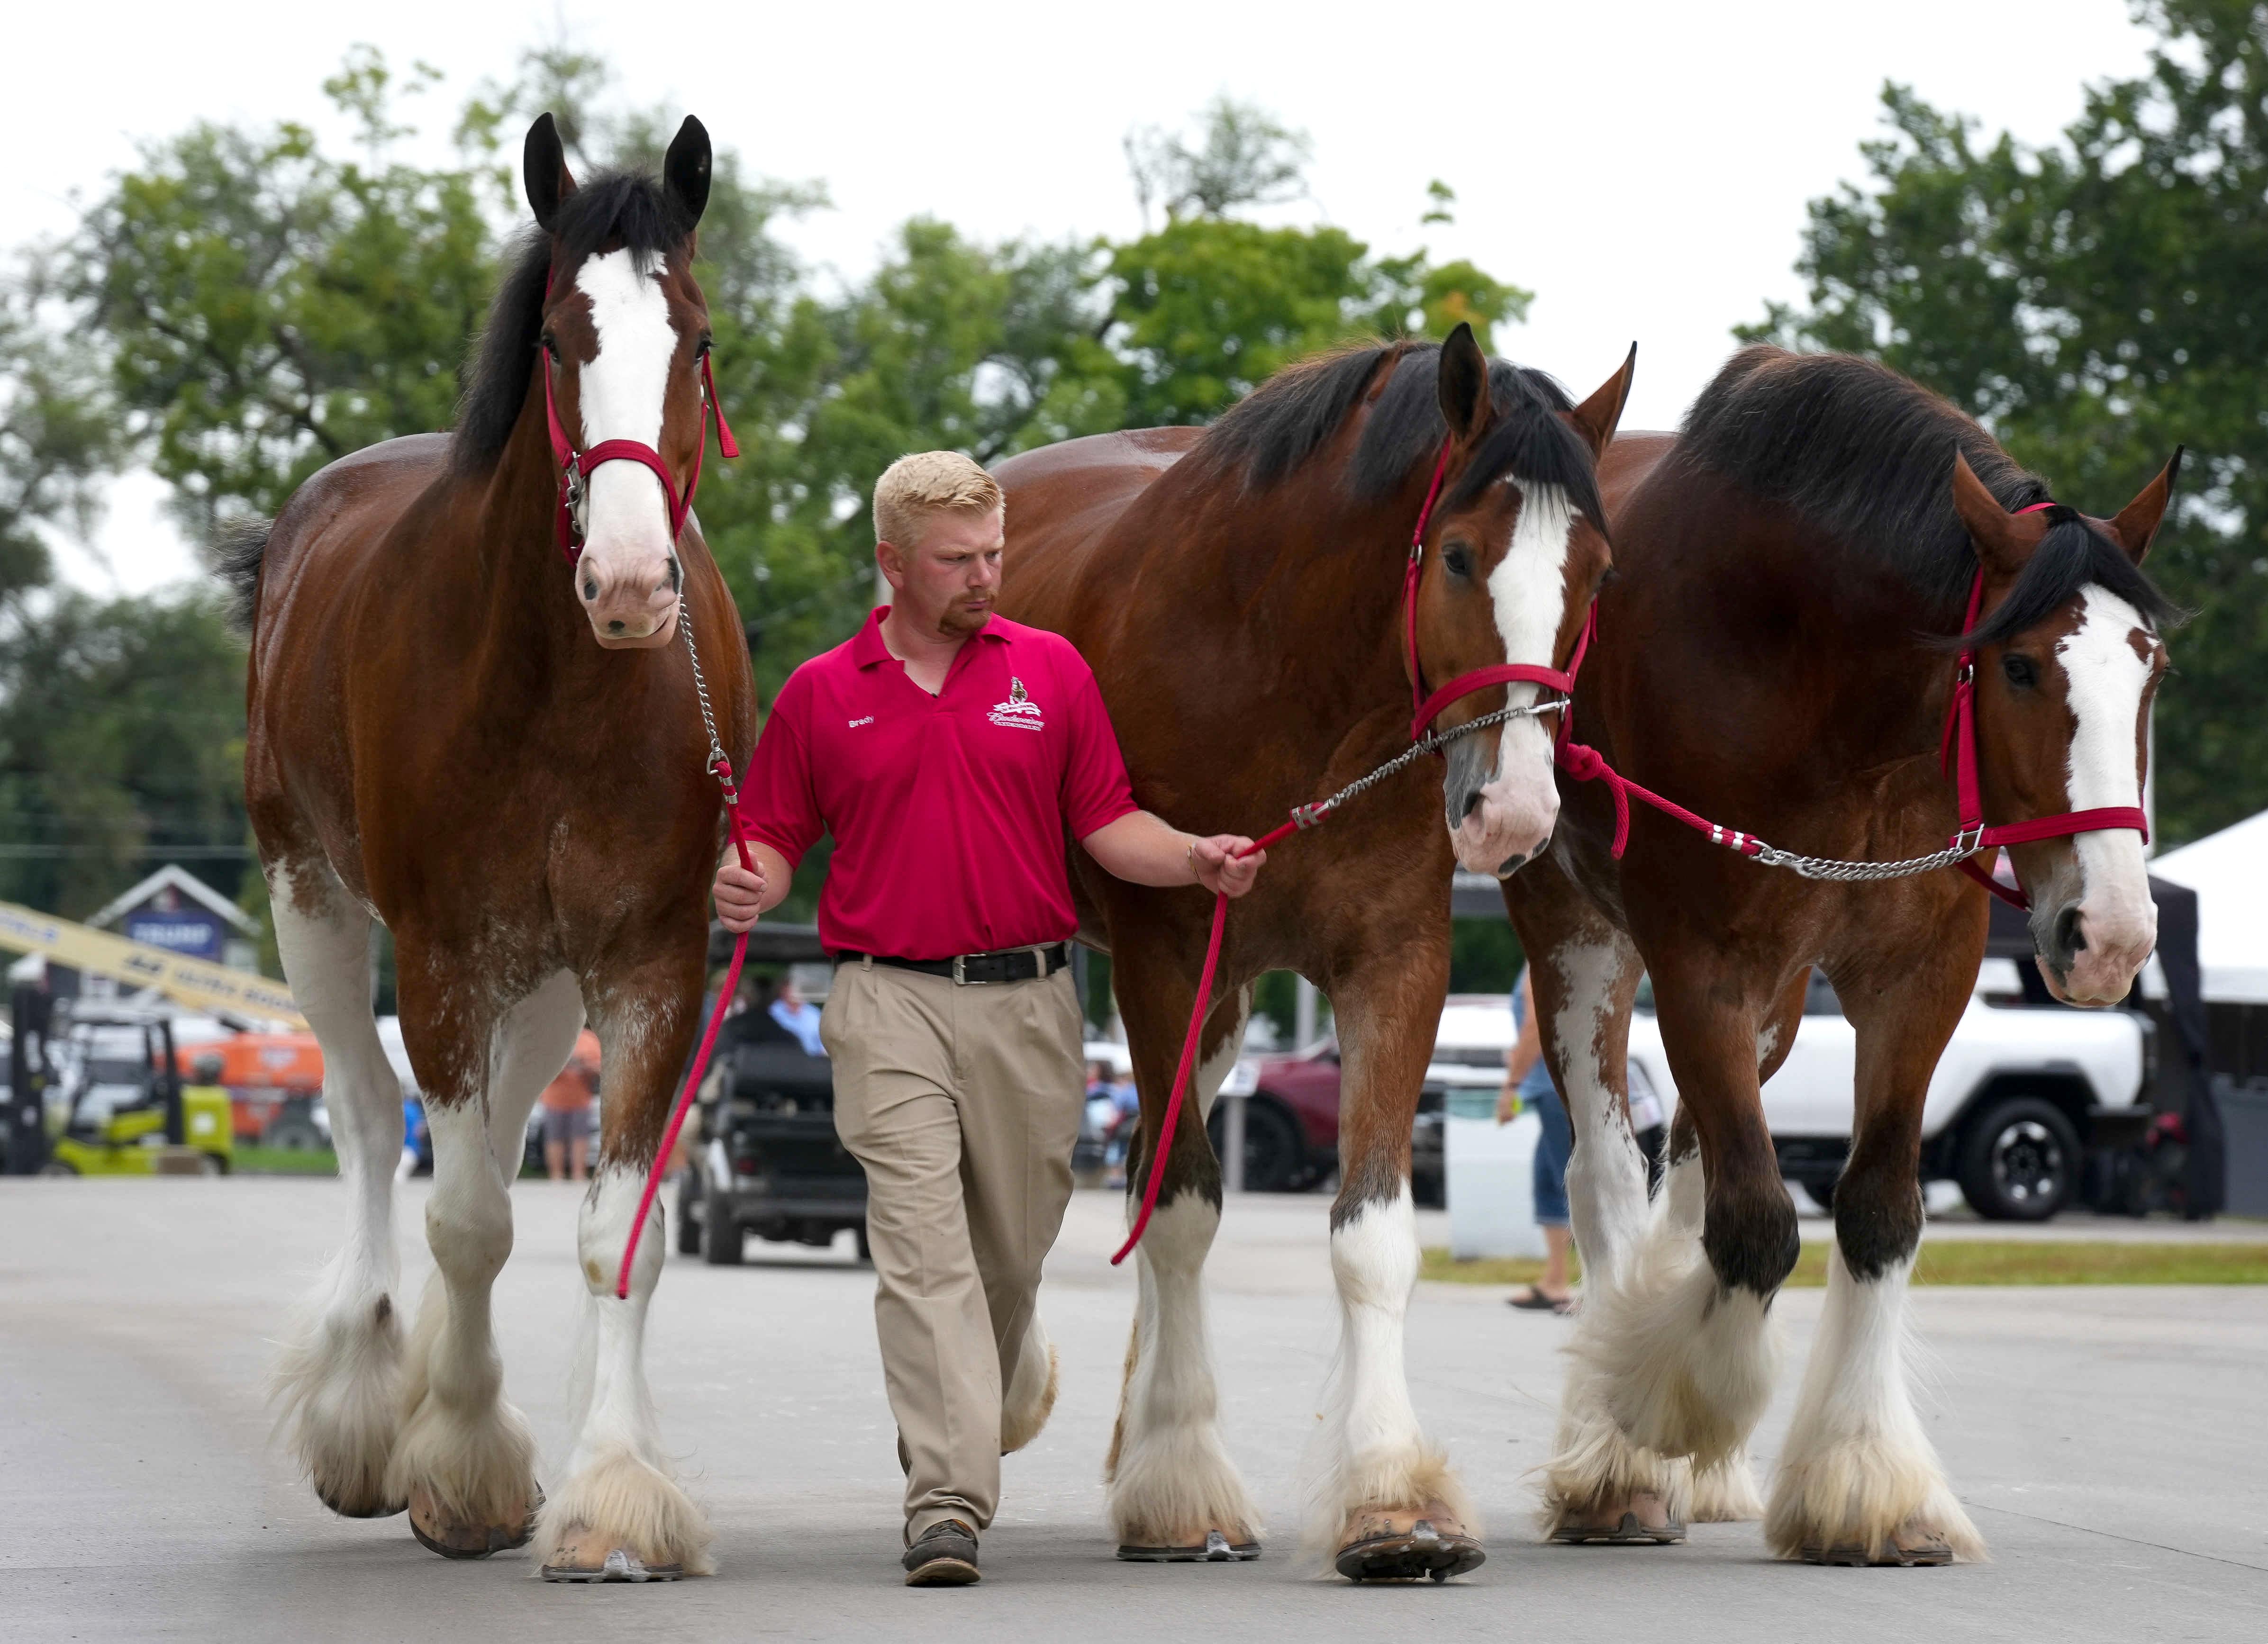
[2150,809,2268,1003]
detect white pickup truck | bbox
[1416,962,2152,1221]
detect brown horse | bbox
[997,326,1633,1577]
[236,115,753,1580]
[1505,346,2178,1562]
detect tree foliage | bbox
[1747,0,2268,843]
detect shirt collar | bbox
[852,606,1010,670]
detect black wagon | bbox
[674,922,869,1264]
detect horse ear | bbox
[1435,322,1492,444]
[2105,446,2183,565]
[524,114,577,233]
[1563,343,1637,460]
[1950,451,2035,578]
[663,116,712,230]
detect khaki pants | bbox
[822,957,1084,1539]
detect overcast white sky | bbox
[10,0,2154,596]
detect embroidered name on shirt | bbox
[848,715,874,728]
[988,676,1044,732]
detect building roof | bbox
[84,865,259,937]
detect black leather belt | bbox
[837,942,1072,986]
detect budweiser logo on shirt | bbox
[988,676,1044,732]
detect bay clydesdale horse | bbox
[1506,347,2177,1563]
[235,116,753,1580]
[998,327,1635,1577]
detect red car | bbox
[1205,1039,1344,1194]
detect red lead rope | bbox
[616,761,753,1300]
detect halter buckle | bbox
[1291,802,1332,830]
[1953,823,1987,856]
[564,463,586,525]
[1953,659,1974,688]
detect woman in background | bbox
[1498,964,1575,1312]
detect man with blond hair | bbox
[714,450,1266,1585]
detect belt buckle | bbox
[952,954,967,986]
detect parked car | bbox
[1627,963,2152,1220]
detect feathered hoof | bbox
[539,1524,685,1583]
[1547,1490,1686,1545]
[408,1483,542,1559]
[317,1482,405,1520]
[1802,1518,1955,1567]
[1334,1502,1485,1583]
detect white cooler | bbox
[1445,1088,1545,1259]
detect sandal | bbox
[1507,1286,1571,1312]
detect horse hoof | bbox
[1801,1518,1954,1567]
[1334,1501,1485,1582]
[407,1483,543,1560]
[1116,1528,1262,1563]
[1549,1490,1686,1545]
[540,1524,684,1583]
[317,1485,405,1520]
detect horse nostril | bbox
[2053,902,2087,957]
[1495,850,1529,880]
[667,555,682,593]
[582,578,598,602]
[1462,790,1486,821]
[608,619,626,635]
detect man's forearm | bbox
[1080,810,1198,887]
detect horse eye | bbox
[1442,543,1474,580]
[2002,654,2038,689]
[540,333,559,356]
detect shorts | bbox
[1529,1087,1572,1227]
[542,1104,593,1147]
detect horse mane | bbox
[1192,340,1608,534]
[452,169,695,474]
[1680,345,2179,644]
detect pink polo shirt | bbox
[739,608,1139,960]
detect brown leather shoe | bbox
[902,1519,980,1586]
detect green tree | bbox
[0,253,122,607]
[1746,0,2268,844]
[79,48,498,536]
[0,589,249,918]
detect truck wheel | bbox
[702,1201,744,1265]
[1958,1097,2078,1221]
[675,1169,703,1256]
[1207,1100,1303,1193]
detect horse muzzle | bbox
[578,548,681,649]
[2030,836,2157,1007]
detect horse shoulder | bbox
[998,429,1200,634]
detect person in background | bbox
[541,1036,598,1183]
[770,973,826,1057]
[1498,964,1575,1313]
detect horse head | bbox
[524,112,718,649]
[1950,451,2182,1006]
[1414,325,1632,878]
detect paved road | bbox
[4,1178,2263,1642]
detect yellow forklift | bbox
[41,1007,231,1175]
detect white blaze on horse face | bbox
[573,247,682,648]
[1453,479,1569,875]
[2052,587,2157,1004]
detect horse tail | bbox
[212,515,272,636]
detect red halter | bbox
[1402,442,1588,739]
[540,341,739,565]
[1935,502,2150,908]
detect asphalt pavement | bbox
[3,1177,2264,1642]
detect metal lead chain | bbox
[1295,698,1562,828]
[677,597,732,793]
[1749,825,1985,884]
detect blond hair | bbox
[872,450,1003,551]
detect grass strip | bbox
[1422,1240,2268,1287]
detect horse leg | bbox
[1572,957,1794,1494]
[1766,955,1985,1564]
[1506,869,1685,1541]
[1105,957,1262,1560]
[266,861,408,1518]
[385,956,544,1558]
[1685,968,1805,1524]
[1000,1303,1061,1457]
[537,955,714,1581]
[1313,945,1485,1581]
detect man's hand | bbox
[1189,834,1264,899]
[1496,1081,1522,1126]
[714,858,768,934]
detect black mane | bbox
[1680,346,2178,644]
[1193,341,1608,537]
[453,169,694,473]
